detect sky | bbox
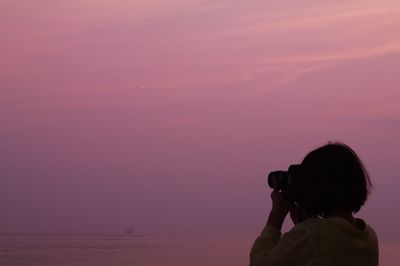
[1,0,400,242]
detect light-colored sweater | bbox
[249,217,379,266]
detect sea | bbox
[0,234,398,265]
[0,234,251,266]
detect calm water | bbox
[0,234,398,265]
[0,234,252,266]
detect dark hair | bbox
[298,142,372,216]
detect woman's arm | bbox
[250,187,289,266]
[250,179,311,266]
[250,224,312,266]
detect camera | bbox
[267,164,302,204]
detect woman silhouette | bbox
[250,142,379,266]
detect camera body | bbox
[267,164,302,204]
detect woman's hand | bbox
[266,189,289,231]
[289,204,305,225]
[266,176,290,231]
[271,189,290,215]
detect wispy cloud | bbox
[1,0,400,95]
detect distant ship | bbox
[124,228,135,235]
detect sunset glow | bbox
[1,0,400,249]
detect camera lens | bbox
[267,171,288,189]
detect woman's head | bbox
[298,142,372,217]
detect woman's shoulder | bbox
[292,217,378,241]
[286,217,378,255]
[292,217,325,231]
[282,218,322,240]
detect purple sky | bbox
[1,0,400,241]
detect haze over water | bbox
[1,0,400,264]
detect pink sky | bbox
[1,0,400,243]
